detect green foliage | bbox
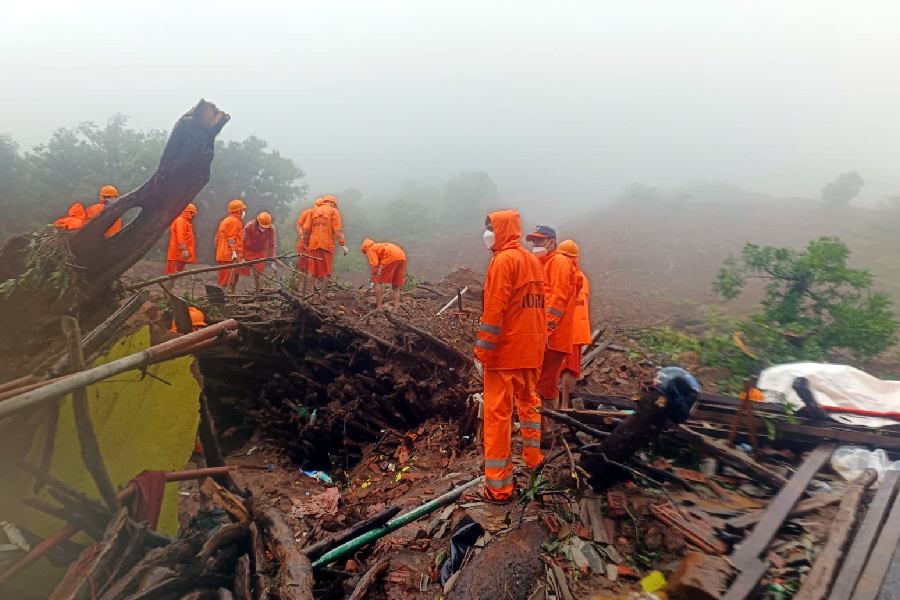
[714,236,898,364]
[0,115,307,259]
[0,232,80,303]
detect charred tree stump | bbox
[579,394,669,488]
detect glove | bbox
[270,262,277,274]
[231,250,238,261]
[180,249,190,259]
[474,359,483,378]
[341,245,349,256]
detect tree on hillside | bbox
[821,171,864,209]
[0,135,24,237]
[714,236,898,363]
[616,182,662,205]
[441,171,499,228]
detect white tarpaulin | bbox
[758,362,900,428]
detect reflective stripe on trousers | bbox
[482,367,544,499]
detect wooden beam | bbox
[827,470,900,600]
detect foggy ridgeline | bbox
[3,117,900,324]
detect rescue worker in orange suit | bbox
[215,199,246,292]
[306,194,348,290]
[295,198,324,290]
[360,239,407,311]
[557,240,591,410]
[165,203,198,280]
[243,211,277,292]
[526,225,581,437]
[472,210,546,503]
[85,185,123,238]
[52,203,87,230]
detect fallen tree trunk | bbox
[255,507,314,600]
[0,100,229,363]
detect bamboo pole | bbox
[0,319,239,420]
[61,316,119,511]
[123,254,300,291]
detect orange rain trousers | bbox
[217,262,238,287]
[536,348,568,400]
[308,249,334,277]
[561,344,583,379]
[483,368,543,500]
[165,260,186,275]
[372,260,407,287]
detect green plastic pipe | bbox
[312,475,484,568]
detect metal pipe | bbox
[312,476,483,568]
[0,319,239,420]
[435,286,469,316]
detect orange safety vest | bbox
[541,250,581,353]
[306,204,346,252]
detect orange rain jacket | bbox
[541,250,582,353]
[167,209,197,263]
[361,239,406,267]
[85,201,123,237]
[571,270,592,345]
[295,208,313,251]
[474,210,547,370]
[52,203,86,230]
[306,203,346,252]
[215,212,244,262]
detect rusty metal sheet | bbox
[852,489,900,600]
[828,470,900,600]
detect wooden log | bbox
[22,497,105,540]
[670,425,788,489]
[61,316,119,511]
[197,393,232,487]
[122,573,232,600]
[794,468,878,600]
[234,554,252,600]
[255,506,314,600]
[49,508,131,600]
[98,533,205,600]
[301,506,400,560]
[347,557,389,600]
[579,394,669,487]
[197,522,249,565]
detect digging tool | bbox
[312,476,484,569]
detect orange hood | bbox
[487,210,522,252]
[67,203,86,220]
[360,238,375,253]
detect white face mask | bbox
[532,245,548,256]
[483,230,495,250]
[241,210,246,219]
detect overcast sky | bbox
[3,1,899,218]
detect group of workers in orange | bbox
[472,211,591,503]
[52,185,123,237]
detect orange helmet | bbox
[360,238,375,253]
[99,184,118,199]
[188,307,207,328]
[314,197,325,207]
[257,211,272,228]
[322,194,337,207]
[227,198,246,213]
[184,203,198,214]
[557,239,579,259]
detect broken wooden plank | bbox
[579,497,609,544]
[827,470,900,600]
[727,492,843,532]
[725,444,835,600]
[255,507,314,600]
[851,488,900,600]
[795,468,878,600]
